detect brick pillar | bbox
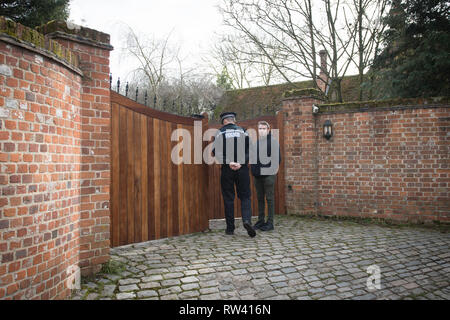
[39,21,113,275]
[282,89,324,216]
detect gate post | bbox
[281,89,324,216]
[39,21,114,275]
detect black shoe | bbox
[243,222,256,238]
[225,230,234,235]
[260,223,274,231]
[253,220,265,230]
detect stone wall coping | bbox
[37,20,113,51]
[318,103,450,115]
[282,88,326,101]
[0,16,83,75]
[318,97,450,114]
[0,34,83,76]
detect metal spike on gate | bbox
[135,87,139,101]
[125,82,129,97]
[117,78,120,94]
[145,91,148,106]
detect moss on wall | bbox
[0,16,79,68]
[318,96,450,113]
[283,88,326,100]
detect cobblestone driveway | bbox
[70,215,449,300]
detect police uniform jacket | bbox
[212,123,251,165]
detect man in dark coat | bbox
[251,121,281,231]
[212,112,256,237]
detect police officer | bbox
[212,112,256,238]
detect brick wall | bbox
[282,93,450,223]
[41,21,113,276]
[0,18,112,300]
[283,94,322,216]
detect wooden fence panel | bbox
[110,92,209,247]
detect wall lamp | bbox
[323,120,333,140]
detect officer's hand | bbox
[230,162,241,171]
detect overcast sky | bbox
[69,0,224,82]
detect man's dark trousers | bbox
[220,165,252,232]
[254,175,276,225]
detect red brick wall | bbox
[48,35,112,276]
[282,96,450,223]
[0,20,112,299]
[0,41,83,299]
[283,96,321,216]
[317,107,450,222]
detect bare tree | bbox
[342,0,389,100]
[121,25,180,103]
[119,25,222,116]
[219,0,389,101]
[317,0,358,102]
[207,32,287,88]
[220,0,312,85]
[209,35,254,89]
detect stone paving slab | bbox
[69,215,450,300]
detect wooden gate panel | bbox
[110,91,286,247]
[110,92,210,247]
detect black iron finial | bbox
[145,91,148,106]
[117,77,120,94]
[135,87,139,101]
[125,82,129,97]
[153,95,157,108]
[109,74,112,89]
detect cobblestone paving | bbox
[70,215,450,300]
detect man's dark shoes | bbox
[225,229,234,235]
[260,223,274,231]
[243,222,256,238]
[253,220,265,230]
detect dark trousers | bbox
[220,165,252,232]
[253,175,276,225]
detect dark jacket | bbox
[212,123,251,165]
[251,133,281,177]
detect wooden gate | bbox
[110,91,286,247]
[110,92,209,247]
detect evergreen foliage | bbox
[216,67,234,91]
[370,0,450,98]
[0,0,70,28]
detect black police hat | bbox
[220,112,237,124]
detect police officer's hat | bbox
[220,112,237,124]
